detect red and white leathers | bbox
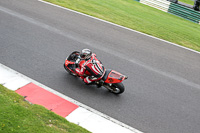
[75,53,105,84]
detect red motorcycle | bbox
[64,51,128,94]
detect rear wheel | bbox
[105,83,125,94]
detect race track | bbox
[1,0,200,133]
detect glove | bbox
[90,76,97,80]
[75,58,81,68]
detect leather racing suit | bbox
[75,53,105,84]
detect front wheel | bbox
[105,83,125,94]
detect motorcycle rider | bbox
[75,49,105,85]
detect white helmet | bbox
[80,49,92,60]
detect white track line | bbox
[38,0,200,54]
[35,0,200,90]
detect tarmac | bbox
[0,63,142,133]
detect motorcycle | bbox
[64,51,128,94]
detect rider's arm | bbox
[75,61,86,76]
[75,55,81,66]
[78,66,86,76]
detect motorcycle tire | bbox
[67,51,80,61]
[110,83,125,94]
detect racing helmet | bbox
[80,49,92,60]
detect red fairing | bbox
[65,60,76,74]
[104,70,126,83]
[65,60,74,65]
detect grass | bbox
[0,85,90,133]
[179,0,194,5]
[44,0,200,52]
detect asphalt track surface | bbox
[0,0,200,133]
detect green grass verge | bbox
[179,0,194,5]
[44,0,200,52]
[0,85,90,133]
